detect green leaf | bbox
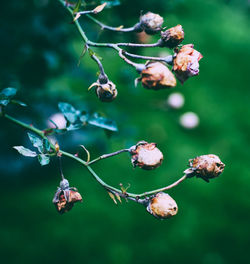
[38,154,50,166]
[58,102,78,123]
[0,87,17,98]
[66,123,83,131]
[0,87,17,106]
[43,139,51,152]
[10,99,27,107]
[0,99,9,106]
[73,0,82,13]
[88,113,118,132]
[28,133,44,153]
[13,146,37,157]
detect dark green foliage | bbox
[58,102,118,132]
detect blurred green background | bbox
[1,0,250,263]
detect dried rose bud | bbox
[160,25,184,48]
[89,75,117,102]
[96,80,117,102]
[147,192,178,219]
[53,179,82,214]
[140,61,176,90]
[130,141,163,170]
[173,44,203,83]
[184,154,225,182]
[139,12,164,35]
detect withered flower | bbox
[173,44,203,83]
[147,192,178,219]
[160,24,184,48]
[130,141,163,170]
[53,179,82,214]
[140,61,176,90]
[89,78,117,102]
[184,154,225,182]
[139,12,164,35]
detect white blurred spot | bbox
[47,113,67,129]
[180,112,199,129]
[167,92,185,109]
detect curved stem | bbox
[86,14,139,32]
[118,50,144,70]
[57,0,173,68]
[124,52,173,64]
[88,148,130,165]
[4,114,44,137]
[136,175,187,197]
[117,41,161,48]
[90,53,106,77]
[3,112,187,202]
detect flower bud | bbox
[53,179,82,214]
[160,25,184,48]
[130,141,163,170]
[184,154,225,182]
[89,76,117,102]
[96,80,117,102]
[139,12,164,35]
[140,62,176,90]
[173,44,203,83]
[147,192,178,219]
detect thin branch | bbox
[86,14,139,32]
[118,50,145,70]
[124,51,173,64]
[136,175,187,198]
[58,156,65,180]
[117,41,161,48]
[3,112,188,202]
[90,53,106,77]
[57,0,173,68]
[88,148,130,165]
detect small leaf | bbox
[66,123,83,131]
[115,25,124,30]
[0,87,17,98]
[73,0,82,13]
[0,99,9,106]
[0,88,17,106]
[77,45,87,67]
[13,146,37,157]
[115,193,122,203]
[108,192,117,204]
[43,138,51,152]
[38,154,50,166]
[88,48,95,57]
[120,183,130,194]
[28,133,44,153]
[10,100,27,107]
[58,102,78,123]
[88,113,118,132]
[92,2,106,14]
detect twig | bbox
[86,14,140,32]
[57,0,173,69]
[3,112,187,201]
[88,148,130,165]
